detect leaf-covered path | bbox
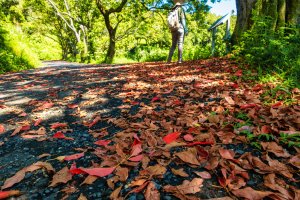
[0,59,299,200]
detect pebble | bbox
[162,195,173,200]
[24,147,30,151]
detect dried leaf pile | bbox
[0,59,299,199]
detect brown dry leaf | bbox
[110,186,122,200]
[207,198,233,200]
[224,96,235,105]
[174,148,200,165]
[38,153,51,159]
[164,178,203,195]
[261,142,291,158]
[219,148,235,160]
[144,164,167,178]
[50,166,72,187]
[129,179,148,187]
[194,171,211,179]
[216,131,235,144]
[264,173,293,199]
[116,167,129,182]
[232,187,273,200]
[78,193,88,200]
[171,168,189,177]
[81,175,97,185]
[289,154,300,169]
[144,181,160,200]
[1,162,54,190]
[264,154,293,179]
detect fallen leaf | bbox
[63,152,85,161]
[51,123,68,129]
[34,118,43,126]
[183,134,194,142]
[67,104,78,109]
[131,143,142,157]
[171,168,189,177]
[235,70,243,77]
[79,167,115,177]
[110,186,122,199]
[86,116,101,128]
[225,96,235,105]
[164,178,203,194]
[145,181,160,200]
[144,164,167,177]
[174,148,200,165]
[163,132,181,144]
[272,101,283,108]
[261,142,291,158]
[0,190,21,199]
[240,103,258,109]
[116,167,129,182]
[0,124,5,134]
[151,96,160,102]
[35,102,54,111]
[78,193,88,200]
[219,148,235,160]
[53,131,74,140]
[50,166,72,187]
[129,154,144,162]
[2,162,54,190]
[232,187,273,200]
[94,140,111,146]
[289,155,300,169]
[194,171,211,179]
[81,175,97,185]
[186,141,214,146]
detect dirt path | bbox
[0,59,299,200]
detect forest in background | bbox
[0,0,299,88]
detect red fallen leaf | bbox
[151,96,160,102]
[0,105,6,109]
[51,123,68,129]
[232,83,239,89]
[94,140,111,146]
[272,101,283,109]
[129,154,144,162]
[218,177,227,187]
[11,125,31,136]
[67,104,78,109]
[34,118,43,126]
[19,112,27,117]
[173,99,182,105]
[69,163,83,175]
[53,131,74,140]
[79,167,115,177]
[252,84,263,91]
[196,146,209,159]
[235,70,243,77]
[0,190,21,199]
[193,81,202,88]
[129,181,150,194]
[131,143,142,157]
[131,101,139,105]
[64,152,85,161]
[186,141,214,146]
[183,134,194,142]
[261,125,271,134]
[219,148,235,160]
[240,103,257,109]
[0,124,5,134]
[163,132,181,144]
[35,102,54,111]
[86,116,101,128]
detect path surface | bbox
[0,59,299,200]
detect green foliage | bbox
[234,15,300,89]
[0,23,40,74]
[279,133,300,148]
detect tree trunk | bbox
[231,0,258,44]
[286,0,300,25]
[232,0,300,43]
[106,29,116,63]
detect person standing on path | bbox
[167,1,188,64]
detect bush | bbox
[0,23,41,73]
[234,16,300,88]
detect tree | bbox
[95,0,128,63]
[232,0,300,44]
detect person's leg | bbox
[167,31,179,62]
[177,28,185,63]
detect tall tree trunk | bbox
[277,0,286,29]
[106,29,116,63]
[231,0,258,44]
[286,0,300,25]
